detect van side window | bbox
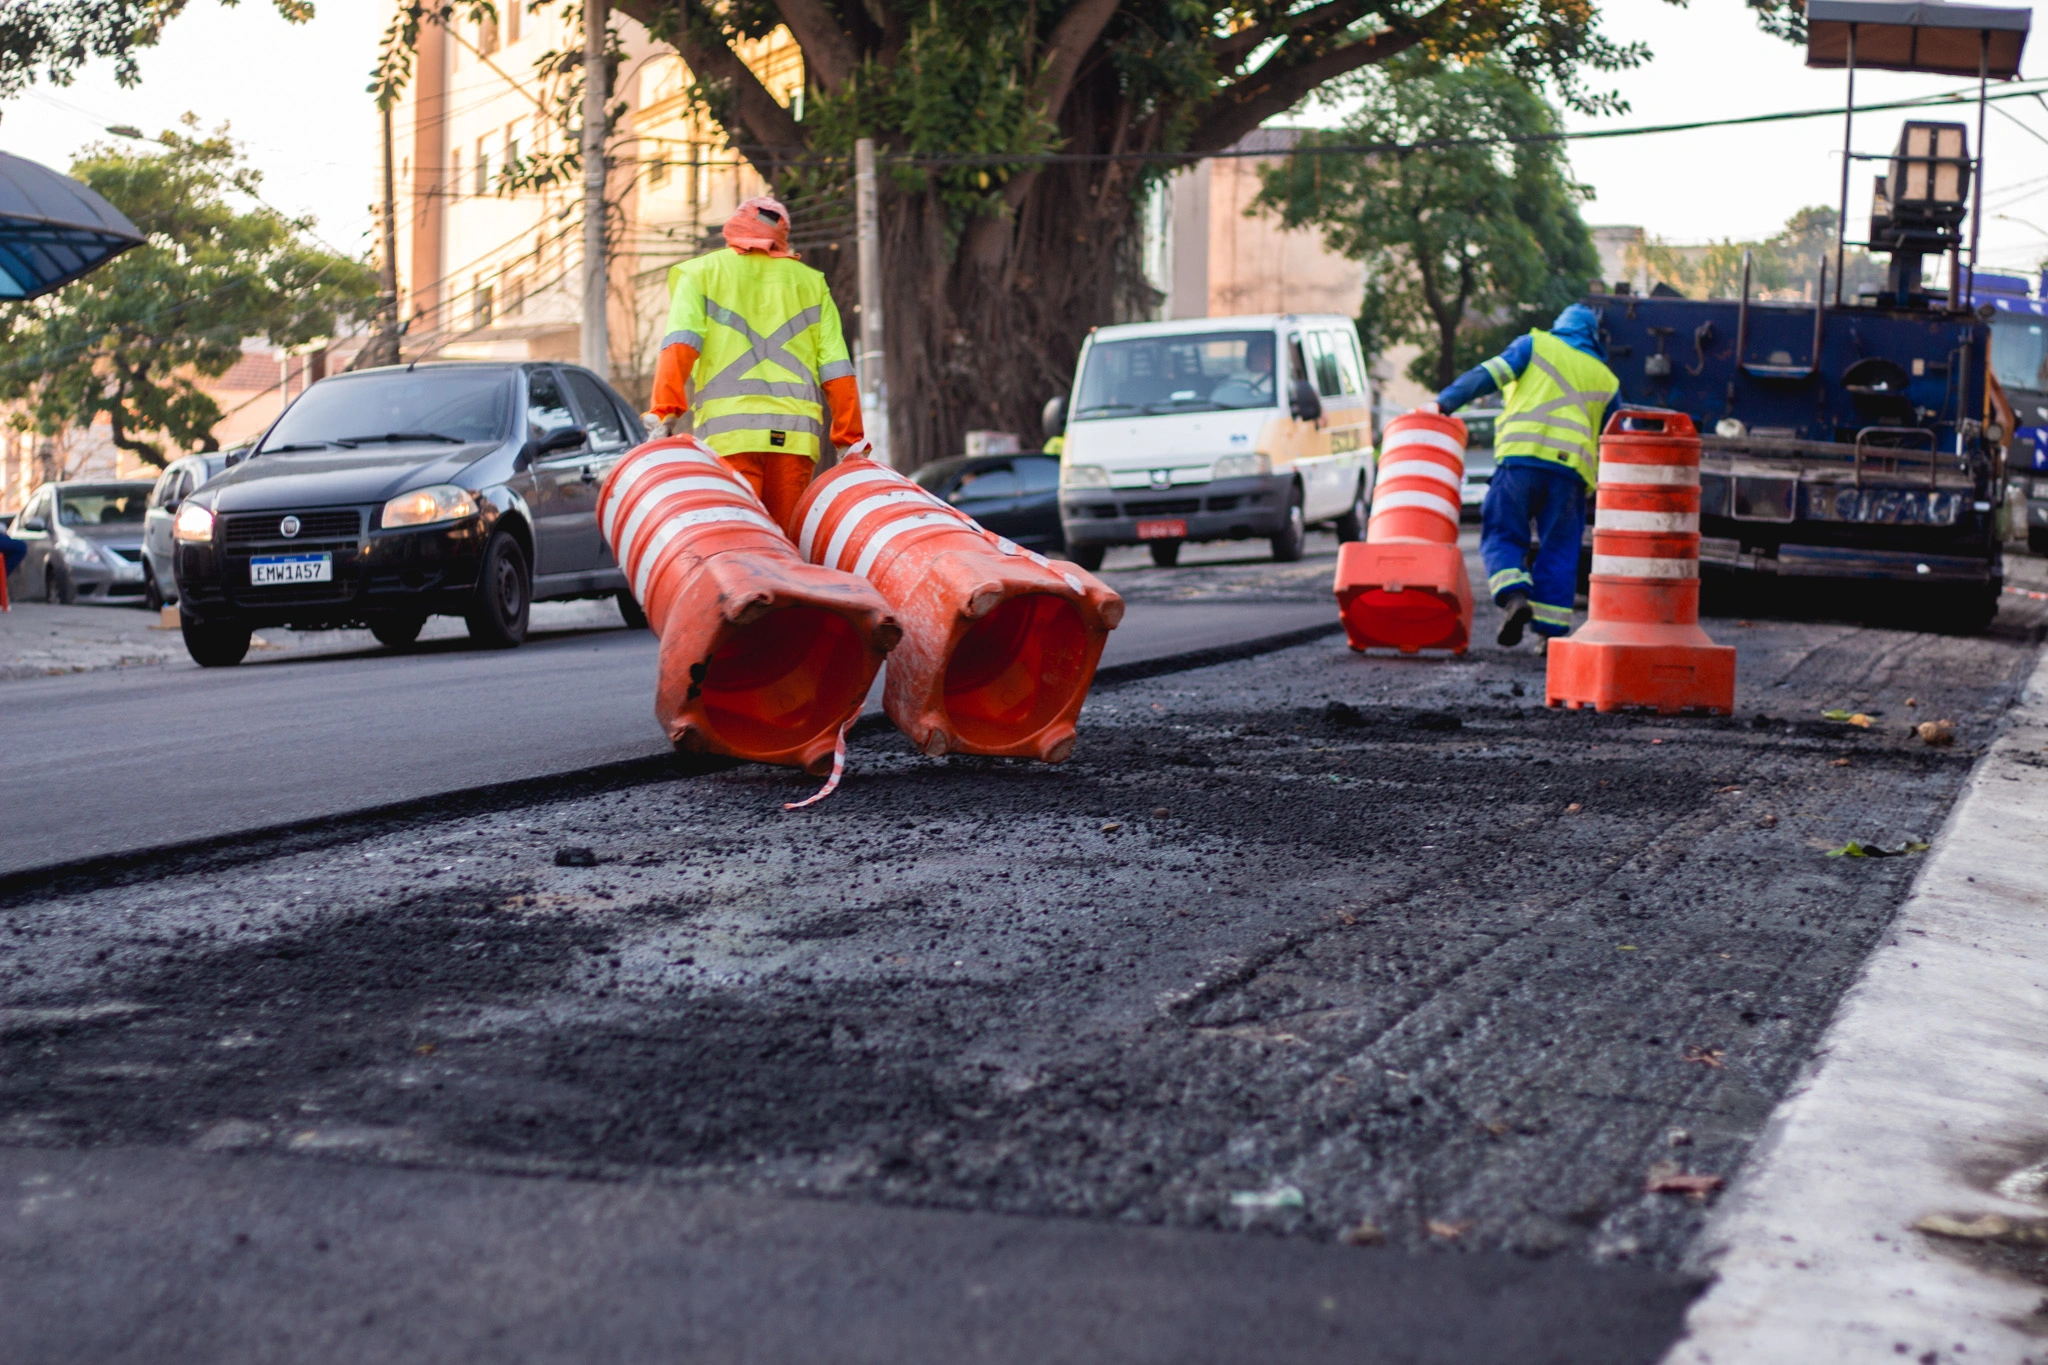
[1305,333,1345,398]
[1334,331,1367,396]
[1287,336,1310,387]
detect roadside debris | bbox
[1916,719,1957,746]
[1830,757,1852,767]
[554,847,599,867]
[1668,1128,1692,1147]
[1427,1219,1472,1240]
[1151,806,1170,818]
[1825,839,1930,858]
[1914,1212,2048,1245]
[1757,813,1778,828]
[1905,696,1918,708]
[1681,1045,1726,1069]
[1231,1185,1305,1211]
[1100,822,1123,834]
[1823,709,1874,728]
[1646,1162,1724,1200]
[1339,1220,1386,1246]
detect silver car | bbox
[142,452,235,609]
[7,480,153,604]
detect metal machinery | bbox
[1972,271,2048,551]
[1587,0,2031,629]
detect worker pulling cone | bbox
[1334,407,1473,654]
[792,457,1123,761]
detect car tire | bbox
[143,565,164,612]
[2031,525,2048,556]
[181,616,252,667]
[465,531,530,649]
[369,612,428,649]
[1148,539,1182,568]
[1333,480,1367,543]
[44,560,76,605]
[616,590,648,631]
[1068,544,1106,572]
[1270,484,1307,563]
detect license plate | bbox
[1135,518,1187,540]
[250,553,332,585]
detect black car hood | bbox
[200,442,500,511]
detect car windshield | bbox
[1990,314,2048,395]
[911,458,968,490]
[1074,331,1277,418]
[259,370,514,452]
[58,485,149,527]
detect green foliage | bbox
[1629,206,1887,301]
[1255,56,1599,391]
[0,122,380,465]
[0,0,312,99]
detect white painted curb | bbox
[1665,648,2048,1363]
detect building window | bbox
[647,152,668,188]
[505,0,520,44]
[475,137,490,196]
[473,279,495,328]
[504,276,525,317]
[504,123,520,175]
[449,148,463,198]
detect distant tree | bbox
[1255,56,1599,392]
[0,121,380,466]
[0,0,314,97]
[1628,206,1887,301]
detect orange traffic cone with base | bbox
[1546,410,1735,715]
[599,438,901,774]
[1334,407,1473,654]
[790,455,1124,762]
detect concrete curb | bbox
[1664,647,2048,1363]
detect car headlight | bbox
[57,534,106,565]
[382,484,480,529]
[1212,453,1271,480]
[173,502,216,543]
[1061,464,1110,489]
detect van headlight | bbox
[1212,453,1270,480]
[1061,464,1110,489]
[173,502,216,543]
[382,484,480,529]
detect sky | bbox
[4,0,2048,274]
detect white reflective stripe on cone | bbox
[631,505,785,600]
[797,467,909,559]
[1599,461,1700,487]
[851,511,961,578]
[1383,428,1465,457]
[612,478,755,563]
[822,490,965,571]
[1377,459,1461,489]
[603,449,747,544]
[1597,509,1700,532]
[1591,554,1699,579]
[1368,489,1461,522]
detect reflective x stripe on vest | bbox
[1493,330,1619,489]
[661,250,856,461]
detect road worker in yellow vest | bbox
[646,196,867,531]
[1434,303,1619,649]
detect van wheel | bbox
[1148,539,1182,568]
[1270,484,1307,563]
[1069,544,1106,572]
[465,531,530,648]
[1334,480,1367,543]
[181,616,252,667]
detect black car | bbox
[909,452,1063,552]
[172,361,645,666]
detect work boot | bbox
[1496,592,1533,648]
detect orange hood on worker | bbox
[723,196,799,260]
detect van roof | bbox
[1088,314,1357,342]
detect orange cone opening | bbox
[699,606,871,754]
[942,593,1088,748]
[1343,588,1462,652]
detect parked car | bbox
[142,450,239,609]
[7,479,153,603]
[170,360,645,667]
[1047,313,1373,569]
[910,452,1064,552]
[1459,403,1501,521]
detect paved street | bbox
[4,536,2045,1361]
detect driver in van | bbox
[1434,303,1619,649]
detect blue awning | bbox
[0,151,145,300]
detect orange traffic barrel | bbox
[598,437,901,773]
[790,456,1124,761]
[1334,408,1473,654]
[1545,409,1735,715]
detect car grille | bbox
[1120,497,1202,517]
[223,509,363,545]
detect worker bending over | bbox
[648,196,866,530]
[1435,303,1619,648]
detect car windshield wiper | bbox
[261,441,339,453]
[1075,403,1142,417]
[333,431,472,446]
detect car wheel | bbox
[143,565,164,612]
[1148,539,1182,568]
[181,616,252,667]
[44,560,76,605]
[369,612,428,649]
[2031,525,2048,556]
[1069,544,1106,572]
[616,590,648,630]
[465,531,530,649]
[1333,480,1367,543]
[1270,484,1307,563]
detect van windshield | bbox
[1074,331,1276,418]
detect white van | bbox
[1046,314,1374,569]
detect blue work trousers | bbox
[1480,458,1587,637]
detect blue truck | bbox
[1973,271,2048,553]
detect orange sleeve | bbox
[650,341,699,419]
[823,373,865,450]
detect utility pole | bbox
[854,137,891,469]
[580,0,609,378]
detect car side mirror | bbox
[1289,380,1323,423]
[19,515,45,533]
[538,426,588,456]
[1041,394,1067,439]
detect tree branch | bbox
[1039,0,1121,120]
[1212,1,1369,72]
[769,0,859,93]
[610,3,805,159]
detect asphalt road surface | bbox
[5,539,2046,1362]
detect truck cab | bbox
[1976,272,2048,553]
[1049,314,1373,569]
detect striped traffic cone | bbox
[1334,407,1472,654]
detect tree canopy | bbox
[1255,55,1599,392]
[1629,206,1887,302]
[0,0,312,99]
[0,123,380,465]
